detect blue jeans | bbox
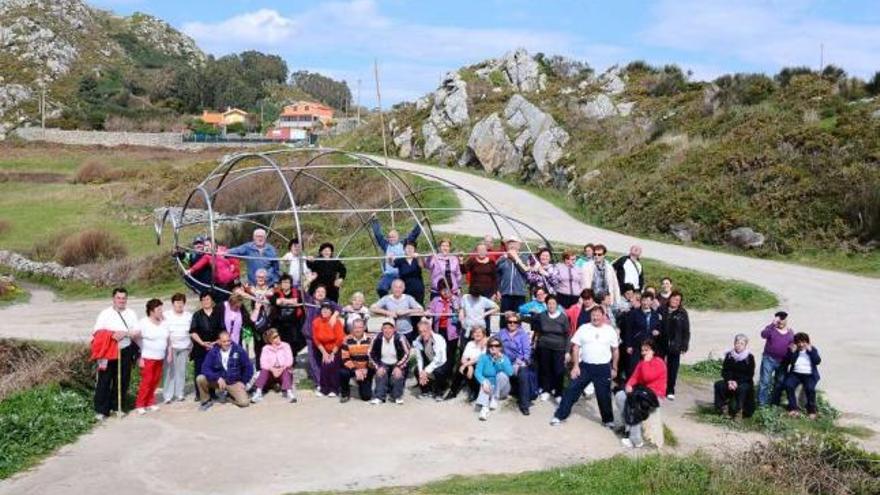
[785,372,818,414]
[757,355,785,406]
[554,362,613,424]
[376,273,396,298]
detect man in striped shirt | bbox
[338,319,374,402]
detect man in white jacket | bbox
[582,244,621,305]
[412,318,448,400]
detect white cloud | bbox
[643,0,880,78]
[180,0,596,105]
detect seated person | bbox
[474,336,514,421]
[498,312,534,416]
[338,319,374,402]
[783,332,822,419]
[713,334,756,419]
[196,330,254,411]
[412,317,448,400]
[444,325,488,401]
[312,302,345,397]
[251,328,296,404]
[342,291,370,333]
[370,279,423,342]
[615,338,666,448]
[368,320,410,405]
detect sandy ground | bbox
[0,155,877,494]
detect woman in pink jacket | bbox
[251,328,297,403]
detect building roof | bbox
[280,101,333,117]
[223,107,249,117]
[200,111,224,125]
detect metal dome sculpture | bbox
[156,148,554,296]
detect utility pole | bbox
[40,84,46,130]
[356,78,361,125]
[819,43,824,71]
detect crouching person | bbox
[196,330,254,411]
[713,333,756,419]
[369,320,410,404]
[251,328,297,404]
[783,332,821,419]
[338,319,374,402]
[412,317,448,400]
[614,338,666,448]
[475,337,513,421]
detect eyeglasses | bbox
[507,321,519,325]
[595,253,605,257]
[488,344,502,348]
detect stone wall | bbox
[12,127,273,150]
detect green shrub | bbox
[0,384,95,479]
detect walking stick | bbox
[117,345,122,418]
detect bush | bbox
[715,73,775,105]
[866,71,880,96]
[55,229,127,266]
[72,159,124,184]
[775,66,814,87]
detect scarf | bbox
[592,260,607,293]
[728,348,751,362]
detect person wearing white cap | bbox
[495,236,530,322]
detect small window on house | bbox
[304,106,310,111]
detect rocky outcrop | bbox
[728,227,765,249]
[429,72,469,130]
[474,48,546,92]
[503,94,569,176]
[702,83,721,116]
[392,126,414,159]
[421,121,446,159]
[465,113,520,174]
[0,250,90,281]
[580,94,618,119]
[124,12,205,66]
[0,84,33,139]
[669,222,698,243]
[599,66,626,95]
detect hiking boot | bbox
[199,400,214,411]
[519,406,530,416]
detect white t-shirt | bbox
[571,323,619,364]
[281,253,312,286]
[461,340,486,364]
[163,310,193,350]
[93,307,138,349]
[622,257,642,289]
[793,350,812,374]
[220,348,231,370]
[138,317,169,360]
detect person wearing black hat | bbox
[757,311,795,406]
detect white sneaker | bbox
[394,398,404,405]
[136,408,146,415]
[314,390,326,397]
[667,394,675,401]
[327,392,337,398]
[479,407,489,421]
[549,417,562,426]
[585,383,595,398]
[555,396,562,405]
[621,438,644,449]
[163,398,173,405]
[539,392,551,402]
[369,398,382,405]
[94,413,106,422]
[176,396,186,402]
[251,390,263,403]
[148,405,160,412]
[434,395,444,402]
[489,398,499,410]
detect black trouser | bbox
[439,328,459,393]
[714,380,755,418]
[510,366,532,411]
[499,295,526,330]
[666,351,681,395]
[785,372,818,414]
[415,364,449,395]
[556,293,579,309]
[554,362,613,423]
[338,367,375,400]
[537,347,566,397]
[447,365,479,399]
[94,345,136,416]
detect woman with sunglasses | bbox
[474,337,514,421]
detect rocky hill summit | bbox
[337,49,880,258]
[0,0,205,137]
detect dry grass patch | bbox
[55,229,128,266]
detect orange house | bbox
[200,107,250,127]
[278,101,334,129]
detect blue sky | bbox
[92,0,880,106]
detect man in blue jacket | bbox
[621,292,662,379]
[496,237,530,318]
[370,217,421,297]
[196,330,254,410]
[227,228,280,286]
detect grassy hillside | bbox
[330,58,880,276]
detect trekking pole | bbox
[116,345,122,419]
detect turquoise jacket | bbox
[474,353,514,386]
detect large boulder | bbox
[599,66,626,95]
[428,72,469,130]
[421,121,447,159]
[503,94,569,176]
[669,222,698,243]
[702,83,721,116]
[580,94,618,119]
[392,126,414,158]
[501,48,543,92]
[728,227,765,249]
[465,113,520,174]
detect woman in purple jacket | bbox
[757,311,795,406]
[425,238,462,298]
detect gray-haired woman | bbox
[713,333,756,418]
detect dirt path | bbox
[0,156,877,494]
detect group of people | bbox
[90,225,822,450]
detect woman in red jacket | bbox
[615,338,667,448]
[312,302,345,396]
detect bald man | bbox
[613,245,644,293]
